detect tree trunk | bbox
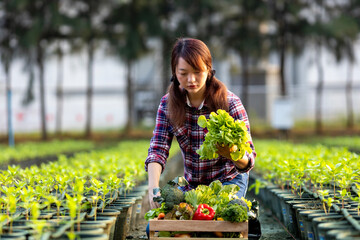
[315,44,324,134]
[279,38,286,97]
[161,36,172,96]
[346,62,354,130]
[5,60,15,147]
[85,40,94,138]
[37,43,47,140]
[240,53,250,108]
[55,42,64,136]
[276,2,287,97]
[125,59,134,134]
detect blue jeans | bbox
[145,173,249,238]
[223,172,249,198]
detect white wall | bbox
[1,38,359,134]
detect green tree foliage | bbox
[5,0,73,140]
[103,0,161,133]
[1,0,360,136]
[68,0,113,137]
[267,0,311,96]
[219,0,269,107]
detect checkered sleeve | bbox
[228,92,256,173]
[145,95,174,173]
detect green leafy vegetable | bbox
[220,204,248,222]
[153,177,187,211]
[196,109,252,161]
[184,180,240,216]
[144,203,167,220]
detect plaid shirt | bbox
[145,90,256,190]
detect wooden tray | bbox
[149,219,248,239]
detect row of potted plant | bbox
[305,136,360,153]
[0,140,95,165]
[0,140,179,240]
[250,140,360,240]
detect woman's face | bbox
[175,57,209,97]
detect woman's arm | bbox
[148,162,163,209]
[145,96,173,209]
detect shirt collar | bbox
[186,95,205,110]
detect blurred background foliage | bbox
[0,0,360,142]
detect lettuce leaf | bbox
[196,109,252,161]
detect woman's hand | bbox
[216,144,249,170]
[148,187,161,209]
[216,144,233,160]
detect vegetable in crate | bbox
[196,109,252,161]
[153,176,188,211]
[176,202,194,220]
[144,202,167,220]
[193,204,215,220]
[221,204,248,223]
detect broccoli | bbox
[229,198,249,211]
[221,204,248,223]
[161,184,185,210]
[153,177,187,211]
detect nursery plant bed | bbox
[149,219,248,239]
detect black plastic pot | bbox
[78,221,107,230]
[277,193,297,226]
[277,193,314,235]
[270,188,290,221]
[52,224,105,235]
[299,211,340,240]
[84,215,117,238]
[325,227,358,240]
[113,199,134,234]
[0,229,27,240]
[53,233,109,240]
[117,195,142,231]
[293,201,323,240]
[286,199,319,237]
[0,235,26,240]
[106,203,131,240]
[2,220,34,235]
[334,230,360,240]
[317,220,349,240]
[258,185,281,214]
[310,214,344,240]
[2,219,61,239]
[297,209,325,240]
[96,209,121,240]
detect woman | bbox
[145,38,256,209]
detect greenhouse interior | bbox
[1,1,360,240]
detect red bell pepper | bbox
[192,204,215,220]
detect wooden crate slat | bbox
[150,220,247,232]
[151,237,247,240]
[149,219,248,239]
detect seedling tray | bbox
[149,219,248,239]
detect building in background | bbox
[0,38,360,134]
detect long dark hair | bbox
[168,38,228,127]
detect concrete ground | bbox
[246,190,297,240]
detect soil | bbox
[126,218,148,240]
